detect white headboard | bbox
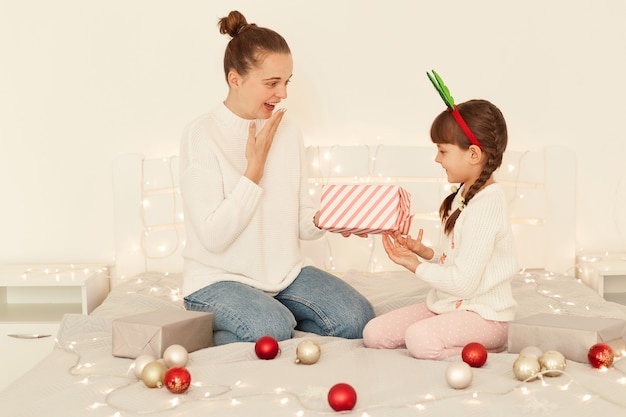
[112,145,576,287]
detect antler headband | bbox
[427,70,482,148]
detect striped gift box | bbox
[318,184,412,235]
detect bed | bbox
[3,144,626,416]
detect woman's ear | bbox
[227,70,240,88]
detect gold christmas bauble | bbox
[295,340,321,365]
[141,360,167,388]
[539,350,566,377]
[513,355,541,381]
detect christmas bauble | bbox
[445,361,473,389]
[519,346,542,359]
[295,340,321,365]
[141,360,167,388]
[461,342,488,368]
[327,383,357,411]
[164,366,191,394]
[588,343,614,369]
[513,355,541,381]
[538,350,566,377]
[163,344,189,368]
[133,354,156,379]
[255,336,280,360]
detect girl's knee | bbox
[362,318,392,348]
[405,332,449,360]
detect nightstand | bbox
[0,264,110,392]
[577,254,626,305]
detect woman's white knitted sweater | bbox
[416,183,518,321]
[179,104,324,296]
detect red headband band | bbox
[448,106,482,148]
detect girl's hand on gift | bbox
[382,232,420,273]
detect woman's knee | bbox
[244,311,295,342]
[185,282,296,343]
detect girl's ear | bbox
[468,145,483,165]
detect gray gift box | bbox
[112,309,213,359]
[508,313,626,363]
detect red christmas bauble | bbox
[588,343,614,369]
[461,342,488,368]
[164,366,191,394]
[255,336,280,360]
[328,382,357,412]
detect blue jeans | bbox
[184,266,375,346]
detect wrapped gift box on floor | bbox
[318,184,412,235]
[508,313,626,363]
[112,309,213,359]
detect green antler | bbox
[427,70,455,111]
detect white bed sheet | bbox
[1,144,611,416]
[2,270,626,417]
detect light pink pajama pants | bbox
[362,303,508,360]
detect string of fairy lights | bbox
[132,145,560,275]
[49,270,626,415]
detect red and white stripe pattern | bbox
[318,184,412,235]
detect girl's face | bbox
[226,52,293,120]
[434,143,482,185]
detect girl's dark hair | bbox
[430,99,508,234]
[218,10,291,83]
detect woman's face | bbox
[228,52,293,120]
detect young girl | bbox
[362,76,517,360]
[179,11,374,346]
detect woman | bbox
[180,10,374,346]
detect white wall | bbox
[1,0,625,265]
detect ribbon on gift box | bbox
[318,184,413,235]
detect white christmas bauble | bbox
[163,344,189,368]
[519,346,543,359]
[445,361,473,389]
[133,354,157,378]
[295,340,321,365]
